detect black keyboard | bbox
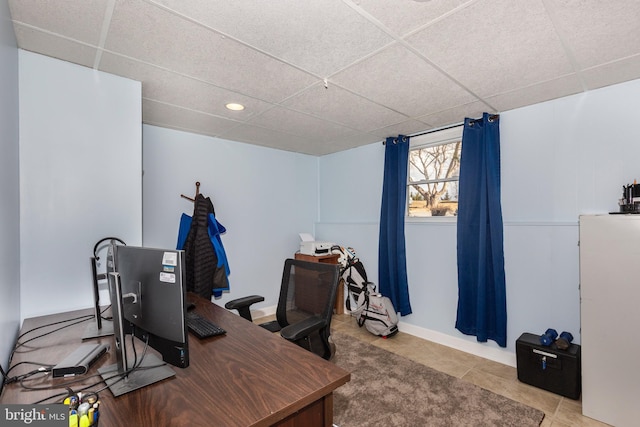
[186,312,226,339]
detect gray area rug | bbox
[331,332,544,427]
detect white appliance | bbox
[298,233,333,256]
[579,215,640,426]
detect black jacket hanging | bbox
[181,194,229,299]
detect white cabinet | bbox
[579,215,640,426]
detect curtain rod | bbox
[409,121,464,139]
[383,114,500,144]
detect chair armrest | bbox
[224,295,264,310]
[224,295,265,322]
[280,316,326,342]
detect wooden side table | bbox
[294,252,344,315]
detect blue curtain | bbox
[378,135,412,316]
[455,113,506,347]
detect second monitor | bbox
[99,245,189,397]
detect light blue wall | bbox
[142,125,320,309]
[0,0,20,378]
[317,144,384,270]
[6,14,640,364]
[10,50,319,337]
[318,79,640,360]
[19,51,142,319]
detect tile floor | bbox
[257,313,611,427]
[332,314,608,427]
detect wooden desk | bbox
[0,294,350,426]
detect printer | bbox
[299,233,334,256]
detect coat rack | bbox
[180,181,200,202]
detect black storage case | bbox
[516,332,581,399]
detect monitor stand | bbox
[82,319,114,340]
[83,256,114,340]
[98,354,175,397]
[98,272,174,397]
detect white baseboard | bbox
[397,320,517,368]
[237,306,517,367]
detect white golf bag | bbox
[339,252,399,338]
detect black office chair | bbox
[225,258,340,360]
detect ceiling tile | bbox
[218,123,319,154]
[105,0,318,102]
[143,99,239,136]
[417,101,490,128]
[247,106,357,142]
[8,0,108,46]
[99,52,274,120]
[368,119,434,139]
[283,83,408,132]
[332,43,476,117]
[312,131,383,155]
[546,0,640,69]
[486,74,583,112]
[582,55,640,91]
[406,0,574,99]
[151,0,394,77]
[351,0,471,37]
[11,24,97,68]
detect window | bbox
[407,126,462,218]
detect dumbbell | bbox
[555,331,573,350]
[539,328,558,346]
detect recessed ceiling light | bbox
[226,103,245,111]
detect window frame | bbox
[406,126,463,222]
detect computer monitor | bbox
[82,237,125,340]
[98,245,189,397]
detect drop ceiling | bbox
[8,0,640,155]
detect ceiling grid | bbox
[8,0,640,155]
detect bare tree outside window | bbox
[407,128,462,217]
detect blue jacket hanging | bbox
[177,194,230,299]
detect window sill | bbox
[406,216,458,224]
